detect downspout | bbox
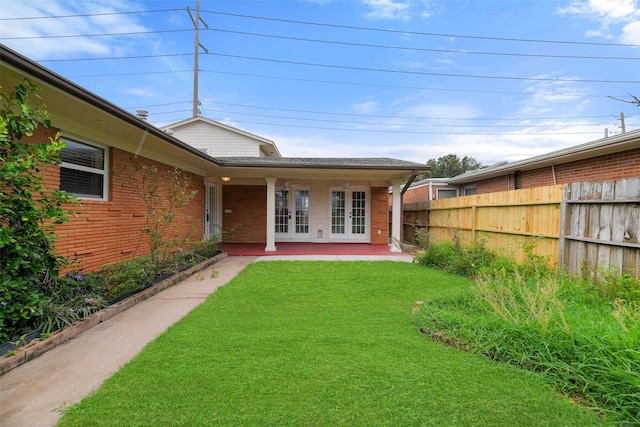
[551,165,557,185]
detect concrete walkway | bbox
[0,254,412,427]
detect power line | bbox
[197,100,611,122]
[210,52,640,84]
[201,10,640,48]
[37,51,636,84]
[36,53,192,62]
[5,7,638,48]
[7,25,637,61]
[185,107,615,128]
[0,9,181,20]
[208,28,640,61]
[200,70,617,99]
[2,29,192,40]
[68,70,191,78]
[187,117,605,136]
[66,67,623,99]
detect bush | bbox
[0,79,78,343]
[414,234,497,278]
[38,272,106,335]
[100,257,157,301]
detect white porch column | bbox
[265,177,277,252]
[391,179,402,252]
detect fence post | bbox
[471,205,477,242]
[557,184,569,274]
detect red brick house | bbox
[1,45,426,271]
[400,131,639,203]
[446,131,640,193]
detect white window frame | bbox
[60,137,109,201]
[437,188,458,199]
[464,186,477,196]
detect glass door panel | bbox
[295,190,310,236]
[351,191,366,235]
[331,190,346,235]
[330,188,368,241]
[275,189,289,235]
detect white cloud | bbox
[352,101,380,114]
[362,0,411,20]
[519,76,591,114]
[0,0,150,59]
[556,0,640,40]
[621,19,640,42]
[558,0,637,19]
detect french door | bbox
[204,182,218,239]
[275,187,310,240]
[330,188,369,241]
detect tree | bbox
[421,154,482,179]
[0,79,77,341]
[126,161,198,267]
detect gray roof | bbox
[215,157,427,170]
[448,129,640,184]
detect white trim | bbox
[265,177,277,251]
[437,188,458,199]
[59,136,109,201]
[328,186,370,242]
[391,180,402,252]
[275,186,312,241]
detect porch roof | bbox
[216,157,426,170]
[214,157,429,182]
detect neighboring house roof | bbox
[448,129,640,184]
[161,116,282,157]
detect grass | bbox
[414,238,640,425]
[57,261,602,426]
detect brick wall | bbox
[472,147,640,194]
[402,185,431,204]
[370,187,389,244]
[50,147,204,272]
[222,185,267,243]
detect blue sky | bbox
[1,0,639,165]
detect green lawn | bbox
[58,261,603,426]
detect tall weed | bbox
[413,239,640,425]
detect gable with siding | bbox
[162,117,280,158]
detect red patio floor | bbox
[221,242,406,256]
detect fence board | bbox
[423,185,563,265]
[562,178,640,279]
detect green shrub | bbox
[0,79,78,343]
[100,257,157,301]
[414,235,498,278]
[38,272,106,335]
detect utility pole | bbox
[187,1,208,117]
[619,112,626,134]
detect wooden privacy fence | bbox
[559,178,640,279]
[425,185,563,265]
[403,177,640,279]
